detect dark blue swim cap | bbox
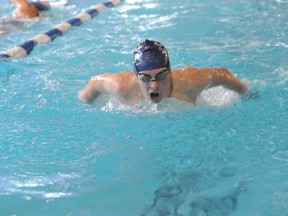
[133,39,170,73]
[30,2,50,11]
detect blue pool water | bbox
[0,0,288,215]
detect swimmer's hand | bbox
[78,89,99,103]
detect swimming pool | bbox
[0,0,288,215]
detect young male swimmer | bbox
[79,39,249,106]
[10,0,51,19]
[0,0,50,35]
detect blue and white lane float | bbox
[0,0,121,60]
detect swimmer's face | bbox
[136,67,171,103]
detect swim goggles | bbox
[137,69,170,83]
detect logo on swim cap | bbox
[133,39,170,73]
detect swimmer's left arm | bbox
[207,68,249,94]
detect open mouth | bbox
[150,92,160,101]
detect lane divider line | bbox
[0,0,121,60]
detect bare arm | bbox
[79,71,136,104]
[79,74,114,103]
[208,68,249,94]
[173,67,249,103]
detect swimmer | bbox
[10,0,51,19]
[0,0,51,35]
[79,39,249,106]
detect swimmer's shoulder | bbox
[109,71,134,82]
[171,66,197,74]
[171,67,199,81]
[102,71,134,81]
[117,70,135,75]
[172,66,228,78]
[93,71,133,79]
[100,71,136,92]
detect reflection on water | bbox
[142,170,247,216]
[0,17,24,35]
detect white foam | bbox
[196,86,240,107]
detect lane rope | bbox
[0,0,122,60]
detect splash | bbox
[196,86,240,107]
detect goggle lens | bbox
[138,70,170,83]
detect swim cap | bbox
[133,39,170,73]
[31,2,50,11]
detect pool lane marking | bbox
[0,0,121,60]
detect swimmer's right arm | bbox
[79,74,111,103]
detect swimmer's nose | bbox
[149,80,160,88]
